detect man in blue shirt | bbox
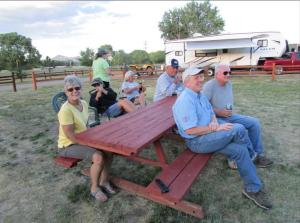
[153,59,183,101]
[172,67,272,210]
[203,64,273,169]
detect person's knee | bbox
[249,117,261,129]
[92,152,104,165]
[232,123,247,134]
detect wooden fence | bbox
[32,69,92,90]
[0,72,16,92]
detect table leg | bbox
[153,140,167,164]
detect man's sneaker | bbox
[242,190,272,210]
[253,155,273,168]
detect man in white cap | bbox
[172,66,272,210]
[153,58,183,101]
[121,71,146,106]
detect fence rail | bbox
[32,69,92,90]
[0,72,16,92]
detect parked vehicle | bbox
[129,64,155,75]
[165,31,287,76]
[263,51,300,74]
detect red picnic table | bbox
[75,96,212,219]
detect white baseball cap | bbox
[182,67,204,82]
[124,71,135,80]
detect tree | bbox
[111,50,130,66]
[0,32,41,73]
[149,51,165,64]
[159,0,225,40]
[79,48,95,66]
[129,50,151,64]
[41,56,54,67]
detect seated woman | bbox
[121,71,146,106]
[89,77,136,117]
[57,75,116,202]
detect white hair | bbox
[215,63,230,75]
[64,75,82,90]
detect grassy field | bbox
[0,75,299,223]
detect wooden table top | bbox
[76,96,177,156]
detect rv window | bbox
[223,49,228,53]
[195,50,217,57]
[175,51,183,56]
[257,39,268,47]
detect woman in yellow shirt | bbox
[58,75,115,202]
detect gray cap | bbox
[91,77,103,86]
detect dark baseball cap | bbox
[91,78,103,86]
[167,58,179,69]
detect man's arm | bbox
[185,123,233,136]
[159,76,179,96]
[213,108,232,117]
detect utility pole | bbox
[144,41,147,52]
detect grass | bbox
[0,74,299,223]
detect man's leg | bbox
[185,126,261,192]
[220,114,264,155]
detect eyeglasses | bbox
[67,86,81,92]
[223,71,231,76]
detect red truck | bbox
[263,51,300,74]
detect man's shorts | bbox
[106,103,123,117]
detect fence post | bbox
[32,71,37,90]
[88,69,93,82]
[11,72,17,92]
[271,63,276,81]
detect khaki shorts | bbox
[58,144,102,161]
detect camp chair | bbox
[51,91,100,127]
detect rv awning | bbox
[186,39,257,50]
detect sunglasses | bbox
[67,86,81,92]
[223,71,231,76]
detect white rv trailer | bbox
[165,31,287,75]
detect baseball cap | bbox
[91,77,103,86]
[166,58,179,69]
[97,48,108,56]
[124,71,135,80]
[182,67,204,82]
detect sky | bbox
[0,1,299,59]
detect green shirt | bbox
[92,58,110,82]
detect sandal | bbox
[228,159,238,170]
[91,187,108,202]
[100,182,117,195]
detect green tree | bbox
[0,32,41,76]
[149,51,165,64]
[129,50,150,64]
[111,50,130,66]
[159,0,225,40]
[41,56,54,67]
[79,48,95,66]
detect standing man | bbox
[153,58,183,101]
[202,64,273,169]
[172,67,272,210]
[92,48,114,89]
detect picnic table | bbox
[75,96,212,219]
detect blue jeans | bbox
[186,123,262,192]
[218,114,264,156]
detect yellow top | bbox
[57,100,88,148]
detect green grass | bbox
[0,74,299,222]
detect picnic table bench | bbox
[72,96,212,219]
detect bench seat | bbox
[54,156,82,168]
[147,149,212,202]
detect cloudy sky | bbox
[0,1,299,59]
